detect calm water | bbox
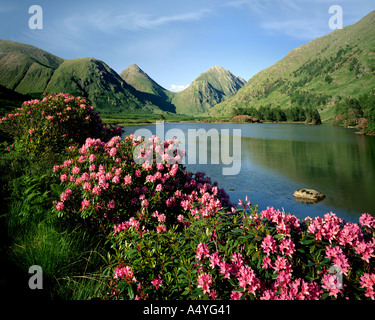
[122,122,375,223]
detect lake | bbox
[121,122,375,223]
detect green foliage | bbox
[332,92,375,135]
[233,105,321,124]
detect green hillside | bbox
[0,39,64,97]
[208,11,375,122]
[45,58,148,113]
[172,66,246,115]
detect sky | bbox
[0,0,374,92]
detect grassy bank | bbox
[0,140,109,300]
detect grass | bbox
[0,143,109,300]
[100,112,210,126]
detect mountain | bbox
[120,64,176,113]
[208,11,375,121]
[0,40,169,113]
[45,58,149,112]
[172,66,246,115]
[0,39,64,97]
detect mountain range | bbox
[0,39,245,115]
[0,10,374,119]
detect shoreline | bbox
[114,120,375,136]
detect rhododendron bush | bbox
[53,133,375,300]
[0,93,123,157]
[52,134,231,231]
[104,203,375,300]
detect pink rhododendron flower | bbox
[112,175,120,184]
[260,235,277,255]
[83,182,92,191]
[92,186,102,196]
[81,199,91,210]
[123,174,132,186]
[56,202,64,211]
[196,243,210,260]
[209,252,222,269]
[359,273,375,300]
[151,274,163,290]
[197,273,213,294]
[109,147,117,157]
[156,224,166,233]
[114,266,137,283]
[141,199,149,208]
[359,213,375,229]
[279,238,296,258]
[107,200,115,210]
[321,273,343,298]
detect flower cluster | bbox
[53,134,232,232]
[105,196,375,300]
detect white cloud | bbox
[64,8,211,33]
[225,0,334,40]
[260,18,329,40]
[169,84,189,92]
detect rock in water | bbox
[293,188,325,204]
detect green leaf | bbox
[128,285,134,300]
[182,287,191,295]
[309,245,315,254]
[274,233,285,241]
[300,238,315,245]
[306,260,315,267]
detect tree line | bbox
[233,105,322,124]
[333,92,375,135]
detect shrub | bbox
[0,93,124,158]
[52,134,232,232]
[104,202,375,300]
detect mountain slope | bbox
[209,11,375,120]
[45,58,149,112]
[120,64,176,113]
[172,66,246,115]
[0,39,64,97]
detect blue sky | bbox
[1,0,374,91]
